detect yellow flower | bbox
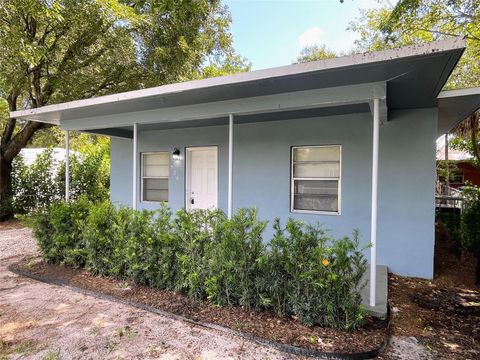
[322,258,329,266]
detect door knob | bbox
[191,198,194,204]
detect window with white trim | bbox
[141,152,169,202]
[291,145,341,214]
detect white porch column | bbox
[228,114,234,218]
[370,98,380,307]
[65,130,70,201]
[132,123,138,210]
[445,133,449,189]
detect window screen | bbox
[291,146,341,213]
[142,152,169,202]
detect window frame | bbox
[141,151,170,204]
[290,145,342,215]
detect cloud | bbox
[298,27,325,48]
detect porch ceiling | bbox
[85,103,370,139]
[11,38,465,136]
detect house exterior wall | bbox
[110,108,437,278]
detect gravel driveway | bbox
[0,224,297,360]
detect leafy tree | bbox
[349,0,479,88]
[0,0,248,220]
[450,113,480,166]
[296,45,338,63]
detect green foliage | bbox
[348,0,480,89]
[437,185,480,283]
[436,208,461,241]
[11,145,110,214]
[32,199,368,330]
[12,149,60,212]
[449,114,480,167]
[460,186,480,252]
[32,197,90,265]
[296,45,338,63]
[83,201,124,277]
[436,159,461,183]
[0,0,248,221]
[261,219,367,329]
[204,208,267,308]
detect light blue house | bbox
[12,39,480,308]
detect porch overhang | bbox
[60,82,387,134]
[438,87,480,135]
[10,38,465,135]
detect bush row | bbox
[32,198,368,330]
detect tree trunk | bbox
[0,154,14,221]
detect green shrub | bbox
[11,146,110,215]
[262,219,367,329]
[123,209,158,285]
[150,205,177,289]
[32,197,90,266]
[83,201,126,277]
[204,208,267,309]
[32,199,368,330]
[460,186,480,250]
[171,209,223,300]
[459,186,480,284]
[436,208,461,241]
[13,149,59,214]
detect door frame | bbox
[185,146,219,210]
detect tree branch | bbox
[3,121,52,162]
[0,94,18,149]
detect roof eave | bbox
[10,38,466,124]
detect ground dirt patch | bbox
[12,258,388,357]
[376,222,480,360]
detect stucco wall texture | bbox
[110,108,437,278]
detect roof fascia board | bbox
[10,38,464,123]
[438,87,480,99]
[60,82,387,131]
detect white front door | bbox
[186,147,218,210]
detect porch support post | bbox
[228,114,234,218]
[445,133,449,189]
[370,98,380,307]
[65,130,70,201]
[132,123,138,210]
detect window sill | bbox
[290,209,341,216]
[140,201,169,204]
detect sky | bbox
[223,0,385,70]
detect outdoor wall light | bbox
[172,148,181,161]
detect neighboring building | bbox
[19,148,71,167]
[11,39,480,295]
[436,142,480,188]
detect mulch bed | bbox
[379,222,480,360]
[12,258,388,357]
